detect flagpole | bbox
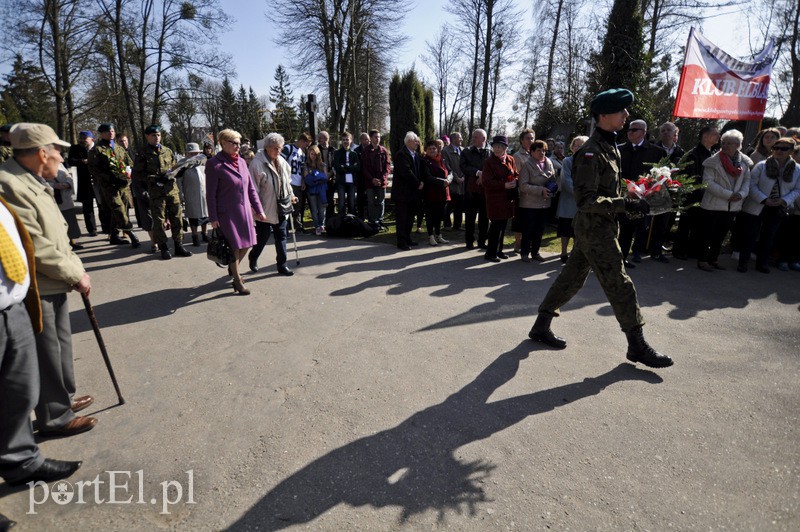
[672,27,695,121]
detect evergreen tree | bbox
[219,77,238,130]
[269,65,299,140]
[587,0,652,125]
[388,69,430,155]
[0,54,57,127]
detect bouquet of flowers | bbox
[98,145,131,187]
[625,165,682,199]
[625,156,704,216]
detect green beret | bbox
[590,88,634,115]
[98,123,114,132]
[144,124,161,135]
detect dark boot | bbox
[192,233,200,246]
[625,327,673,368]
[125,231,141,249]
[174,242,193,257]
[109,233,127,245]
[528,314,567,349]
[160,244,172,260]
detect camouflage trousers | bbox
[150,187,183,246]
[100,183,132,235]
[538,211,644,333]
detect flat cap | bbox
[590,88,634,115]
[10,123,71,149]
[98,123,114,132]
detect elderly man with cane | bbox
[0,123,99,437]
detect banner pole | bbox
[672,27,695,120]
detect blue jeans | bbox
[366,188,385,224]
[337,182,356,215]
[307,193,327,229]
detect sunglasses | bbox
[772,146,791,152]
[226,141,241,147]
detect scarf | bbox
[765,156,796,183]
[719,152,743,178]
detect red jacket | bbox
[481,154,518,220]
[360,144,390,189]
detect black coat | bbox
[392,147,428,203]
[618,140,666,181]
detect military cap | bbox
[590,88,634,115]
[185,142,201,153]
[79,130,94,138]
[144,124,161,135]
[98,123,114,132]
[0,123,14,133]
[10,123,71,149]
[490,135,508,147]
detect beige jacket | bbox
[700,152,752,213]
[518,155,555,209]
[249,150,295,225]
[0,158,84,295]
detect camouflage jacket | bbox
[88,140,133,188]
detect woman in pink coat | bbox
[206,129,266,295]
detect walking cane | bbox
[287,209,300,265]
[81,293,125,405]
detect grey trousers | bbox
[0,302,44,482]
[34,293,76,431]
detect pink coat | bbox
[205,152,263,249]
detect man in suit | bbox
[617,119,666,265]
[441,132,465,230]
[393,131,428,250]
[0,197,82,501]
[460,129,491,249]
[0,123,97,438]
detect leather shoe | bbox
[38,416,97,438]
[71,395,93,413]
[528,315,567,349]
[174,244,192,257]
[6,458,82,487]
[160,248,172,260]
[465,243,475,250]
[497,252,509,259]
[109,234,128,245]
[278,265,294,276]
[398,244,411,251]
[623,259,636,269]
[249,259,259,272]
[484,255,501,263]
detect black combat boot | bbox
[109,233,127,245]
[174,242,193,257]
[625,327,673,368]
[125,231,141,249]
[192,233,200,246]
[160,244,172,260]
[528,314,567,349]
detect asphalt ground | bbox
[1,227,798,531]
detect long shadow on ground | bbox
[229,343,662,530]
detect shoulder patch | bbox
[583,152,594,158]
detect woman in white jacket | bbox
[697,129,752,271]
[247,133,297,276]
[736,137,800,273]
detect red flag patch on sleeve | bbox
[583,152,594,159]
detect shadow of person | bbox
[229,343,663,530]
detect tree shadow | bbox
[229,343,662,530]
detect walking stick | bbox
[287,210,300,265]
[81,293,125,405]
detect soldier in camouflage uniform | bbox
[528,88,673,369]
[88,123,139,247]
[0,124,14,163]
[132,125,191,260]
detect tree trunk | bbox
[110,0,139,145]
[469,20,481,134]
[479,0,493,129]
[542,0,564,125]
[781,4,800,125]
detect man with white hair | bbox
[393,131,428,250]
[618,119,667,265]
[460,129,491,249]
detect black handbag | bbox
[206,228,234,267]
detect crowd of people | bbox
[1,98,799,526]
